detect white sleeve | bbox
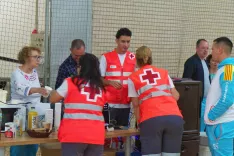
[99,55,107,77]
[11,71,31,96]
[56,80,68,98]
[128,78,139,97]
[168,75,175,88]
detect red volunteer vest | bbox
[58,78,106,145]
[104,50,136,108]
[129,65,182,123]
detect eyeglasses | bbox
[30,55,44,61]
[29,55,44,64]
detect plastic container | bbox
[43,86,53,98]
[28,107,38,130]
[13,111,23,137]
[0,89,8,103]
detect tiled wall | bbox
[92,0,234,77]
[1,1,234,85]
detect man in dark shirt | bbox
[55,39,85,89]
[53,39,85,121]
[183,39,210,132]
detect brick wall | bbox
[92,0,234,77]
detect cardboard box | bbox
[103,148,116,156]
[40,144,61,156]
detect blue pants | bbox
[200,98,206,132]
[10,144,38,156]
[206,121,234,156]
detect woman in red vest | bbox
[50,53,106,156]
[128,46,184,156]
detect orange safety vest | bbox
[103,49,136,108]
[58,78,106,145]
[129,65,182,123]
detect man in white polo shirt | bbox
[205,37,234,155]
[99,28,136,127]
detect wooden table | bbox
[0,129,139,156]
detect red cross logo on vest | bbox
[81,84,102,102]
[139,68,161,85]
[129,53,135,60]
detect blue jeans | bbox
[206,121,234,156]
[10,144,38,156]
[200,98,206,132]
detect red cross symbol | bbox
[81,85,102,102]
[139,68,161,85]
[129,53,135,60]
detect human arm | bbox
[182,59,194,79]
[128,78,140,124]
[208,70,234,121]
[50,80,68,103]
[55,65,69,89]
[11,71,47,96]
[168,75,180,101]
[131,97,140,125]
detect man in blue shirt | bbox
[55,39,85,89]
[204,37,234,156]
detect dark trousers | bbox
[61,143,103,156]
[139,115,184,155]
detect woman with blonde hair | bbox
[128,46,184,156]
[10,46,48,156]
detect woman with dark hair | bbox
[206,54,218,81]
[50,53,106,156]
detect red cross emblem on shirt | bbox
[129,53,135,60]
[81,85,102,102]
[139,68,161,85]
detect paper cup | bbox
[42,122,51,130]
[43,86,53,98]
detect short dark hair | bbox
[213,37,233,53]
[196,39,207,47]
[206,54,212,68]
[116,28,132,39]
[71,39,85,49]
[72,53,105,93]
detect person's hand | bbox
[37,88,48,97]
[109,81,122,89]
[209,119,214,123]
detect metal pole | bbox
[35,0,39,30]
[125,136,131,156]
[44,0,50,87]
